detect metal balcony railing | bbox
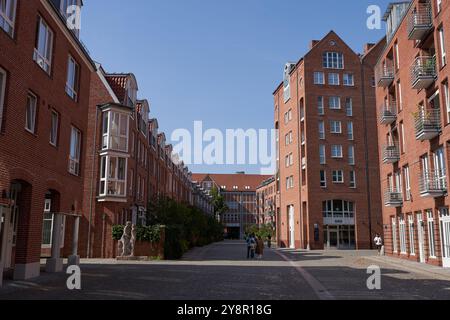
[411,56,437,89]
[382,145,400,164]
[380,102,397,125]
[419,171,447,197]
[385,189,403,207]
[414,108,441,140]
[376,64,395,88]
[408,1,433,40]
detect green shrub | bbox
[112,224,162,243]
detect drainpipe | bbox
[360,57,374,250]
[87,106,100,258]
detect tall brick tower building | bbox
[274,31,384,250]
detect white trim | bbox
[96,65,120,103]
[0,0,16,37]
[25,92,37,134]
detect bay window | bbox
[102,110,129,152]
[34,16,54,74]
[0,0,16,37]
[99,156,127,197]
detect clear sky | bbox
[81,0,392,174]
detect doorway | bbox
[439,208,450,268]
[288,205,295,249]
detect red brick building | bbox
[192,173,270,239]
[0,0,95,280]
[376,0,450,268]
[274,31,384,250]
[256,176,277,228]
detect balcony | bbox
[380,102,397,125]
[382,145,400,164]
[376,65,395,88]
[414,109,441,140]
[411,56,437,90]
[419,171,447,198]
[407,2,433,41]
[384,190,403,207]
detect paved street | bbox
[1,241,450,300]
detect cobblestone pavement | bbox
[1,241,450,300]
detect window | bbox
[323,52,344,69]
[50,110,59,146]
[320,170,327,188]
[332,170,344,183]
[345,98,353,116]
[403,166,411,201]
[66,56,79,100]
[0,0,16,37]
[331,145,343,158]
[437,0,442,13]
[329,96,341,109]
[397,81,403,111]
[330,120,342,134]
[394,42,400,71]
[319,145,326,164]
[399,216,407,254]
[445,81,450,124]
[318,121,325,140]
[439,27,446,67]
[34,16,54,74]
[349,171,356,188]
[99,156,127,197]
[25,93,37,134]
[347,122,354,140]
[392,217,398,253]
[328,73,340,85]
[314,72,325,85]
[129,169,134,195]
[41,213,65,248]
[286,176,294,190]
[434,147,447,190]
[318,96,324,115]
[348,145,355,165]
[408,214,415,255]
[0,67,5,131]
[399,122,406,153]
[69,126,81,176]
[427,210,436,258]
[102,111,129,152]
[322,200,354,219]
[343,74,354,86]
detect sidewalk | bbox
[365,255,450,280]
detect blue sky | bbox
[82,0,392,174]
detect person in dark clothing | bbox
[267,235,272,249]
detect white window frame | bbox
[329,96,341,110]
[346,98,353,116]
[427,210,437,258]
[41,213,66,249]
[331,145,343,159]
[33,16,54,74]
[397,80,403,111]
[347,122,354,140]
[349,171,356,188]
[320,170,327,188]
[319,121,325,140]
[314,72,325,85]
[69,126,81,176]
[439,27,446,67]
[65,55,79,101]
[392,217,398,253]
[394,42,400,70]
[99,156,128,197]
[50,110,59,146]
[348,145,355,165]
[332,170,344,184]
[328,73,340,86]
[102,110,129,152]
[0,67,6,131]
[319,145,326,165]
[408,214,416,255]
[323,52,344,69]
[330,120,342,134]
[25,92,37,134]
[0,0,16,37]
[399,216,407,254]
[318,96,324,115]
[403,166,412,201]
[343,73,354,86]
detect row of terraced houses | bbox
[264,0,450,269]
[0,0,213,284]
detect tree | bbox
[210,186,228,222]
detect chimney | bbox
[309,40,320,49]
[364,43,376,54]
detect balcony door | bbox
[421,155,430,183]
[434,148,447,190]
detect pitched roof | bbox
[105,74,129,103]
[191,173,271,192]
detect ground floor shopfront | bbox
[386,207,450,268]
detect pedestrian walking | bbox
[247,234,256,259]
[267,235,272,249]
[255,236,264,260]
[374,234,383,255]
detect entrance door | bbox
[417,213,426,263]
[439,208,450,268]
[329,229,338,249]
[288,206,295,249]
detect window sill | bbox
[33,61,52,78]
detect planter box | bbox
[113,227,165,259]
